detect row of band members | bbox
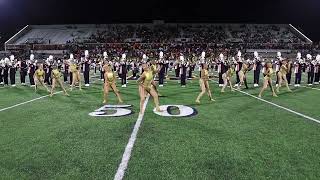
[1,56,320,87]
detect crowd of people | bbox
[229,24,303,43]
[64,24,306,45]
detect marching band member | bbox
[19,58,28,86]
[180,55,187,87]
[34,63,50,92]
[119,54,127,87]
[275,52,282,86]
[217,53,225,87]
[314,55,320,84]
[99,57,105,81]
[69,57,82,91]
[28,54,36,87]
[294,53,303,87]
[235,51,243,87]
[165,59,169,77]
[0,59,4,85]
[258,62,277,98]
[131,59,138,79]
[9,55,16,87]
[3,58,9,86]
[188,54,196,79]
[44,55,53,85]
[158,52,165,87]
[306,54,314,86]
[93,58,97,76]
[50,64,69,97]
[253,51,261,87]
[221,63,235,93]
[286,59,293,85]
[57,59,62,70]
[63,58,70,83]
[68,54,75,85]
[83,50,91,87]
[195,63,214,103]
[82,58,91,87]
[137,63,162,115]
[276,59,292,93]
[103,64,123,104]
[174,58,180,78]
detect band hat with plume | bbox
[49,55,54,61]
[277,52,281,57]
[30,54,34,61]
[121,53,126,60]
[159,51,164,59]
[85,50,89,57]
[219,53,224,59]
[297,52,302,59]
[306,54,312,60]
[103,52,108,58]
[10,55,15,61]
[254,51,258,58]
[232,57,236,63]
[180,55,184,61]
[142,54,147,59]
[4,58,10,64]
[201,51,205,60]
[237,51,241,57]
[70,54,74,60]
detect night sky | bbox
[0,0,319,41]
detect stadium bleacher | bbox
[3,23,315,59]
[6,23,310,45]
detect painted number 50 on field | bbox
[89,104,197,117]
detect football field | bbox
[1,73,320,179]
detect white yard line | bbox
[301,86,320,91]
[212,78,319,123]
[0,78,104,112]
[114,95,150,180]
[0,91,63,112]
[236,90,320,124]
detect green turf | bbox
[1,71,320,179]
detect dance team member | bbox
[258,62,277,98]
[276,59,292,93]
[221,64,235,93]
[137,63,162,114]
[237,60,251,90]
[103,64,123,104]
[69,59,82,91]
[50,64,69,97]
[195,64,214,103]
[34,63,50,92]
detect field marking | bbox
[236,90,320,124]
[114,95,150,180]
[301,86,320,91]
[0,91,63,112]
[0,78,101,112]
